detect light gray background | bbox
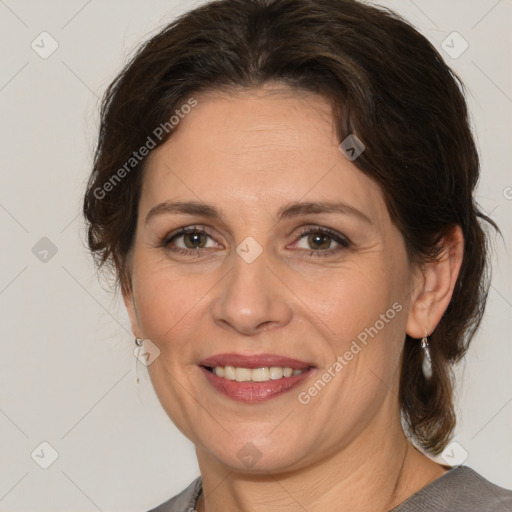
[1,1,511,511]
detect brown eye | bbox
[293,227,350,257]
[164,227,218,252]
[183,231,208,249]
[307,232,333,250]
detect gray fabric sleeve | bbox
[146,467,512,512]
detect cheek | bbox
[131,263,216,438]
[297,261,403,338]
[297,258,409,389]
[131,260,211,356]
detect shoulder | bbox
[145,469,512,512]
[392,466,512,512]
[146,477,202,512]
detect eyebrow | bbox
[145,200,372,225]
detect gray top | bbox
[148,466,512,512]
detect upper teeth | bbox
[212,366,304,382]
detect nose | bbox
[210,250,293,336]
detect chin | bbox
[197,430,313,475]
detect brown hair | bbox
[83,0,496,454]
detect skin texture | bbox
[124,86,463,511]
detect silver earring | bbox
[134,338,143,384]
[421,333,433,379]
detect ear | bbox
[122,286,143,340]
[406,225,464,338]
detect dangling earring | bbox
[421,332,433,379]
[135,338,143,384]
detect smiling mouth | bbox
[198,353,315,402]
[200,365,314,402]
[203,365,307,382]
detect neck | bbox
[195,415,446,512]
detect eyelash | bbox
[294,226,351,257]
[161,225,351,257]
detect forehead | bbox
[141,87,386,221]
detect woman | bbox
[83,0,512,510]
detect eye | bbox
[161,225,350,257]
[292,227,350,256]
[163,226,219,253]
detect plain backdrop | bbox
[1,0,511,511]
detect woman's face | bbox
[125,87,421,473]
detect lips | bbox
[199,353,313,370]
[198,353,315,403]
